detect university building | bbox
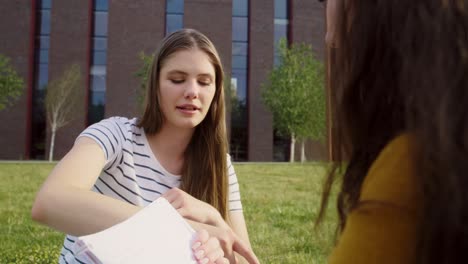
[0,0,327,161]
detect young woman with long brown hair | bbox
[32,28,258,264]
[317,0,468,263]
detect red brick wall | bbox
[0,0,33,159]
[248,0,274,161]
[106,1,165,118]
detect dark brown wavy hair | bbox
[317,0,468,263]
[138,28,229,220]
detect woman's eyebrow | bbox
[166,70,187,75]
[198,73,214,79]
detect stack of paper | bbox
[72,197,197,264]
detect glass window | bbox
[166,14,183,35]
[94,12,108,36]
[232,55,247,70]
[39,49,49,63]
[232,42,247,56]
[36,64,49,90]
[231,69,247,101]
[91,65,106,75]
[91,75,106,92]
[274,0,288,19]
[91,91,106,105]
[40,10,51,35]
[92,51,107,65]
[89,0,108,127]
[232,0,248,17]
[232,17,248,42]
[37,36,49,49]
[95,0,109,11]
[93,37,107,51]
[166,0,184,14]
[274,21,288,42]
[39,0,52,9]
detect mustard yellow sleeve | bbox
[328,135,421,264]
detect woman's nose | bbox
[184,80,199,99]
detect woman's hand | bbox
[188,220,260,264]
[192,229,229,264]
[163,188,225,227]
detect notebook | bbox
[72,197,197,264]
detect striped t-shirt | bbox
[59,116,243,264]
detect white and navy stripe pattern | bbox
[59,116,243,264]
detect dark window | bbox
[39,10,51,35]
[31,0,52,159]
[36,64,48,90]
[93,37,107,50]
[166,14,183,35]
[94,0,109,11]
[166,0,184,35]
[230,0,249,161]
[232,0,248,17]
[94,12,108,37]
[166,0,184,14]
[274,0,288,19]
[39,0,52,9]
[88,0,108,125]
[36,36,50,49]
[232,17,248,42]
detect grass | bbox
[0,162,337,263]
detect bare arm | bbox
[229,211,253,264]
[31,137,141,236]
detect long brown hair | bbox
[317,1,468,263]
[138,29,229,220]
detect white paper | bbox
[73,197,197,264]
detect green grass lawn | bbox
[0,162,337,263]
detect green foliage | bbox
[262,39,326,142]
[135,51,154,110]
[0,54,24,111]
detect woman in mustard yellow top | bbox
[317,0,468,263]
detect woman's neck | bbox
[146,125,194,175]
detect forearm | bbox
[32,186,140,236]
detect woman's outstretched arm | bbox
[31,137,141,236]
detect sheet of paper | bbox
[73,197,197,264]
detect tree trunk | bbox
[290,134,296,163]
[49,125,56,162]
[301,140,306,163]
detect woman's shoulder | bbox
[92,116,141,133]
[361,133,420,209]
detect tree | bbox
[262,38,326,162]
[45,64,83,161]
[0,54,24,111]
[135,51,154,111]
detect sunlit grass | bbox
[0,162,337,263]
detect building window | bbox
[30,0,52,159]
[166,0,184,35]
[273,0,291,161]
[88,0,108,125]
[230,0,248,161]
[274,0,289,65]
